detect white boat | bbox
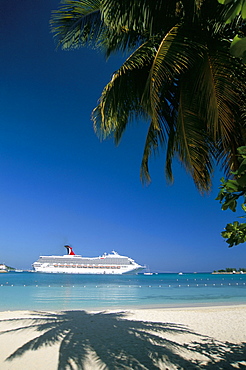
[143,265,153,275]
[32,245,144,275]
[0,264,7,273]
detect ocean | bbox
[1,272,246,311]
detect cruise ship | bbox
[32,245,144,274]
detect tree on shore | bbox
[50,0,246,193]
[216,146,246,247]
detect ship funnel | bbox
[64,245,75,255]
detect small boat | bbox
[143,266,153,275]
[0,264,7,273]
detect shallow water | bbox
[0,272,246,311]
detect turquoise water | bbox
[0,272,246,311]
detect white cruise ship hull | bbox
[33,265,142,274]
[32,247,144,275]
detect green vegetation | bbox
[6,265,15,271]
[0,264,15,271]
[218,0,246,62]
[213,267,246,273]
[216,146,246,247]
[50,0,246,193]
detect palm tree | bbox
[50,0,246,192]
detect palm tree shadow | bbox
[0,310,246,369]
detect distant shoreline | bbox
[212,271,246,274]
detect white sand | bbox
[0,305,245,369]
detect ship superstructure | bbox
[32,246,144,274]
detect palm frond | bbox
[148,25,206,130]
[208,43,246,173]
[140,123,164,184]
[175,106,214,192]
[101,0,179,36]
[140,86,179,184]
[140,115,175,184]
[50,0,103,49]
[92,40,156,142]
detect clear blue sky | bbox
[1,0,246,272]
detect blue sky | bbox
[1,0,246,272]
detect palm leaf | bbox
[175,85,214,192]
[210,44,246,173]
[148,25,206,131]
[92,39,156,142]
[101,0,179,36]
[50,0,103,49]
[141,86,179,184]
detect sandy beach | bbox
[0,305,245,369]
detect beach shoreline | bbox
[0,303,245,369]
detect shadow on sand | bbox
[0,310,246,369]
